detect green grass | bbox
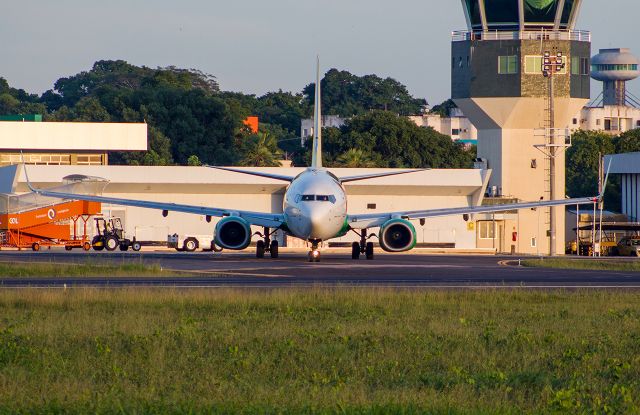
[0,261,165,277]
[522,258,640,272]
[0,289,639,414]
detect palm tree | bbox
[335,148,376,168]
[239,133,283,167]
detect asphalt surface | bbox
[0,250,640,288]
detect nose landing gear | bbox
[308,240,321,262]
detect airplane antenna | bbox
[311,56,323,168]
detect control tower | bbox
[452,0,591,255]
[591,48,640,106]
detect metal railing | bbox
[451,29,591,42]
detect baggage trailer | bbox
[0,200,101,251]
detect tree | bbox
[333,148,376,168]
[430,99,458,117]
[187,155,202,166]
[614,128,640,154]
[297,111,474,168]
[566,130,618,209]
[238,133,283,167]
[302,69,425,117]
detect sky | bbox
[1,0,639,105]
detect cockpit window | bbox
[301,195,315,201]
[316,195,330,201]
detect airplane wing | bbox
[348,196,598,229]
[28,186,285,229]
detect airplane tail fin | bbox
[311,57,323,168]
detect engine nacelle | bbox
[214,217,252,250]
[379,218,417,252]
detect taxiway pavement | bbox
[0,250,639,288]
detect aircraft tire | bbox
[270,240,279,258]
[351,242,360,259]
[256,240,265,258]
[365,242,374,260]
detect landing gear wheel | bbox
[82,242,91,251]
[308,250,321,262]
[184,238,198,252]
[256,240,265,258]
[270,240,279,258]
[351,242,360,259]
[131,241,141,252]
[32,242,40,252]
[119,243,129,252]
[104,236,118,251]
[65,245,73,251]
[365,242,374,260]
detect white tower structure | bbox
[452,0,591,255]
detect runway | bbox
[1,250,640,288]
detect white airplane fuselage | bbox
[283,168,348,241]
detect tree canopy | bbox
[302,69,425,117]
[295,111,475,169]
[0,60,468,170]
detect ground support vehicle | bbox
[0,200,100,251]
[613,237,640,257]
[167,233,214,252]
[92,217,141,252]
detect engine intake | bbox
[214,217,251,250]
[379,219,417,252]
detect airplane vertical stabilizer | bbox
[311,57,323,168]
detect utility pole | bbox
[542,50,565,256]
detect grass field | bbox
[0,261,164,277]
[523,258,640,272]
[0,289,639,414]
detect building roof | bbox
[604,153,640,174]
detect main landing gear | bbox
[351,229,375,260]
[255,227,279,259]
[308,240,321,262]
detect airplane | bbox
[24,59,607,262]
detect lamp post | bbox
[542,50,565,256]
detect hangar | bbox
[0,164,493,251]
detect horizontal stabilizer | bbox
[339,169,426,183]
[205,166,294,182]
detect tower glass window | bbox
[499,56,518,74]
[484,0,519,29]
[524,0,559,25]
[462,0,580,31]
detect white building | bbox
[0,164,494,251]
[573,105,640,133]
[0,121,147,165]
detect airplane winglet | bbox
[20,151,38,193]
[599,158,612,201]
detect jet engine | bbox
[379,218,417,252]
[214,217,252,250]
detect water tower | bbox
[452,0,591,255]
[591,48,640,106]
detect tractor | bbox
[91,217,141,252]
